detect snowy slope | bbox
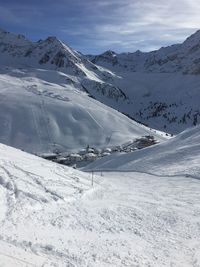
[1,140,200,266]
[0,28,170,154]
[104,72,200,134]
[0,28,127,103]
[0,143,96,266]
[85,125,200,176]
[2,27,200,148]
[2,28,200,135]
[0,67,166,154]
[87,30,200,133]
[0,28,200,266]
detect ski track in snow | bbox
[0,168,200,266]
[84,109,104,130]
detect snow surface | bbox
[86,71,200,134]
[86,30,200,133]
[0,67,166,154]
[0,28,200,266]
[84,125,200,177]
[2,28,200,136]
[0,127,200,266]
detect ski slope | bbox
[0,67,166,154]
[0,141,200,266]
[85,125,200,177]
[0,27,200,267]
[0,28,169,154]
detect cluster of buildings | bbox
[41,135,157,167]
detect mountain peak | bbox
[41,36,79,59]
[183,29,200,46]
[102,50,117,57]
[45,36,62,45]
[0,28,30,47]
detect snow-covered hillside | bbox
[103,72,200,134]
[0,143,95,266]
[0,28,170,154]
[88,30,200,74]
[87,30,200,133]
[1,27,200,148]
[1,135,200,266]
[0,28,127,103]
[85,125,200,176]
[1,25,200,267]
[0,67,166,154]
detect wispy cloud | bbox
[58,0,200,53]
[0,0,199,53]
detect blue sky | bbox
[0,0,199,54]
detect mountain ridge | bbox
[85,29,200,133]
[0,28,169,154]
[1,27,200,142]
[88,29,200,74]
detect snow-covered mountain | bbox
[87,30,200,133]
[0,28,168,154]
[88,30,200,74]
[1,27,200,151]
[1,28,200,267]
[0,67,167,154]
[0,28,127,102]
[0,130,200,266]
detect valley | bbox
[0,27,200,267]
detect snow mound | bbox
[85,125,200,177]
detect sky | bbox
[0,0,199,54]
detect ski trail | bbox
[31,106,43,147]
[84,109,104,129]
[40,98,55,149]
[0,239,46,267]
[85,169,200,181]
[0,251,37,267]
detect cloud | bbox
[0,0,200,53]
[0,5,20,24]
[58,0,200,53]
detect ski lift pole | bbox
[91,171,94,187]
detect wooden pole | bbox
[92,171,94,187]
